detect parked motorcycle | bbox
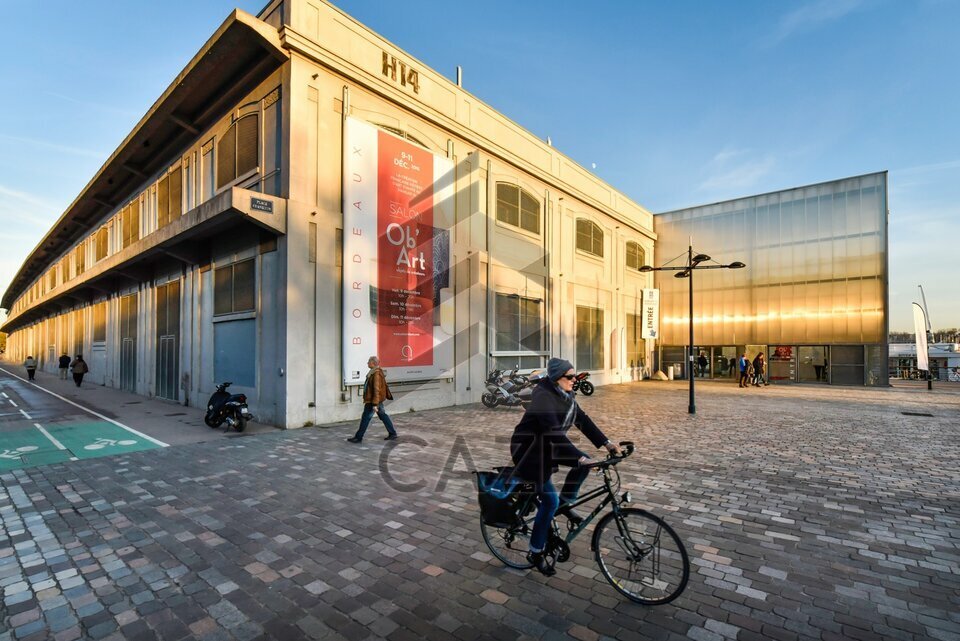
[205,382,252,431]
[482,369,540,408]
[572,371,595,396]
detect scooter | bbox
[205,382,252,431]
[482,369,541,408]
[572,372,594,396]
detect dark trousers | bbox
[73,373,84,387]
[353,402,396,439]
[739,371,748,387]
[27,368,36,381]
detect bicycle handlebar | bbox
[582,440,635,469]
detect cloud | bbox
[762,0,864,47]
[895,159,960,176]
[44,91,140,119]
[0,134,106,160]
[698,149,776,193]
[0,185,61,228]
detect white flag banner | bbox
[642,288,660,340]
[913,302,929,372]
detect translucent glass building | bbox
[653,172,888,386]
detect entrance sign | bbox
[913,303,929,372]
[342,117,454,385]
[642,289,660,340]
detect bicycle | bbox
[476,441,690,605]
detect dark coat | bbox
[58,355,71,368]
[510,379,609,484]
[69,359,89,375]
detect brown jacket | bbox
[70,359,89,374]
[362,367,392,405]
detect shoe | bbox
[526,551,556,577]
[555,502,584,525]
[384,434,398,440]
[347,437,362,443]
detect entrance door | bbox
[119,294,138,392]
[156,281,180,401]
[798,346,828,383]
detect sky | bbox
[0,0,957,333]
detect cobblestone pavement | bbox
[1,381,958,641]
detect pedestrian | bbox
[738,353,749,388]
[58,353,71,380]
[69,354,89,388]
[729,356,737,379]
[752,352,767,386]
[509,357,621,576]
[347,355,397,443]
[697,352,708,378]
[23,355,37,381]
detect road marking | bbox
[1,392,8,398]
[0,367,168,447]
[0,412,21,417]
[19,409,32,420]
[9,399,17,407]
[34,423,77,460]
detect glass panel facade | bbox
[654,173,887,384]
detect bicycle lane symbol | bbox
[84,438,138,451]
[0,446,39,460]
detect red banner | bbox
[376,132,435,367]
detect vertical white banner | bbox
[642,288,660,340]
[342,118,379,385]
[913,303,929,372]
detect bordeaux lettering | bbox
[353,254,362,263]
[352,227,362,236]
[352,337,362,344]
[352,309,362,318]
[352,282,362,290]
[353,201,362,210]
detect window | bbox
[217,114,259,189]
[75,244,85,277]
[576,219,603,257]
[214,258,256,315]
[48,269,56,290]
[626,313,644,369]
[496,183,540,234]
[626,241,645,271]
[95,227,109,261]
[495,294,543,352]
[157,166,182,228]
[575,306,604,370]
[201,140,214,202]
[183,153,195,211]
[121,200,140,249]
[93,302,106,342]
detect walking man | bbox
[347,355,397,443]
[69,355,89,388]
[738,353,749,388]
[58,353,71,380]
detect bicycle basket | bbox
[475,469,525,527]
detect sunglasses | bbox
[560,374,576,380]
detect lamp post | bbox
[640,244,745,415]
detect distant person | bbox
[752,352,767,386]
[347,355,397,443]
[58,353,71,380]
[738,353,749,388]
[697,352,708,378]
[69,355,89,388]
[729,356,737,379]
[23,356,37,381]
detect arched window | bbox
[575,218,603,257]
[496,183,540,234]
[374,124,429,149]
[626,241,645,271]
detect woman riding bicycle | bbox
[510,357,621,576]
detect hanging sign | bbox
[642,288,660,340]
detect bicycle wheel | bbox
[592,508,689,605]
[480,518,535,568]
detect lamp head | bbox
[692,253,711,263]
[728,261,746,269]
[675,270,690,279]
[639,265,653,272]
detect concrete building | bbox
[653,172,889,386]
[889,343,960,381]
[0,0,658,428]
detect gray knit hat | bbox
[546,357,574,381]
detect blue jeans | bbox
[529,463,591,552]
[354,403,396,439]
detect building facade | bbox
[0,0,658,428]
[653,172,889,386]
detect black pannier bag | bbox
[474,467,528,527]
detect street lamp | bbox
[640,243,745,415]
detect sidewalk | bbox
[0,360,278,448]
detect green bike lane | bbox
[0,369,167,471]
